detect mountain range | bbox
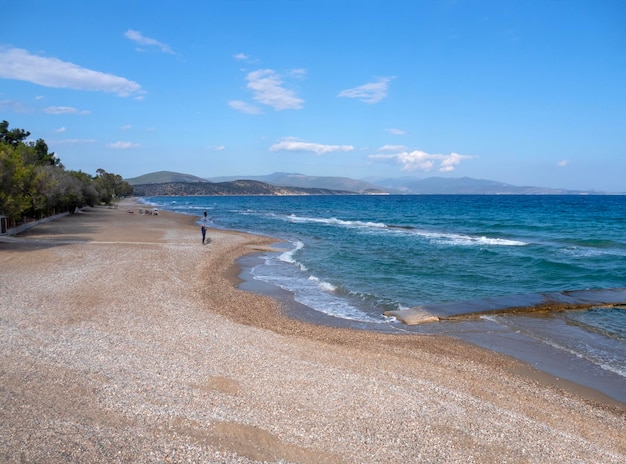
[125,171,616,195]
[130,178,352,197]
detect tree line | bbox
[0,120,133,228]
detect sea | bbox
[142,194,626,403]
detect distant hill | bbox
[125,171,208,185]
[362,176,593,195]
[206,172,385,194]
[131,179,353,196]
[127,171,611,195]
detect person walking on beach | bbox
[201,224,207,245]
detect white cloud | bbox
[233,52,261,64]
[228,99,263,115]
[379,144,407,152]
[121,124,132,130]
[246,69,304,110]
[54,127,66,133]
[557,160,568,167]
[269,137,354,155]
[124,29,174,54]
[44,106,90,115]
[207,144,225,151]
[107,141,139,149]
[0,46,143,97]
[439,152,470,172]
[338,77,394,104]
[386,128,406,135]
[369,148,473,172]
[289,68,307,79]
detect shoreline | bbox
[1,199,624,463]
[234,252,626,407]
[158,197,626,408]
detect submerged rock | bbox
[384,307,440,325]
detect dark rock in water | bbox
[386,287,626,324]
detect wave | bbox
[309,275,338,293]
[563,238,626,249]
[559,246,626,259]
[252,269,382,323]
[253,240,389,324]
[418,230,527,247]
[278,240,304,265]
[285,214,387,229]
[278,213,528,247]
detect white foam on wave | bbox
[420,230,527,247]
[319,280,338,292]
[253,248,383,324]
[284,214,387,229]
[279,240,304,263]
[278,213,527,247]
[262,273,381,323]
[308,275,338,293]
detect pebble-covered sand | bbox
[1,200,624,463]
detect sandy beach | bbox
[1,199,624,463]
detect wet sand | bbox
[1,199,624,463]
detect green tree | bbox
[31,138,62,167]
[0,143,33,219]
[0,121,131,223]
[0,120,30,147]
[94,168,133,204]
[71,170,99,207]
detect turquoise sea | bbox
[143,195,626,402]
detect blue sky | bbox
[1,0,625,191]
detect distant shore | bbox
[1,198,624,463]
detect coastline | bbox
[1,198,624,463]
[234,252,626,406]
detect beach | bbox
[1,199,624,463]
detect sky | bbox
[1,0,625,192]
